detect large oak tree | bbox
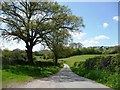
[0,1,63,64]
[0,1,84,65]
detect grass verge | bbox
[71,67,119,89]
[2,61,63,87]
[69,54,119,89]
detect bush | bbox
[78,54,120,73]
[43,52,54,60]
[2,49,28,66]
[71,55,120,89]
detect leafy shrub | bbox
[71,54,119,89]
[2,49,28,66]
[71,61,119,89]
[78,54,120,73]
[43,52,54,60]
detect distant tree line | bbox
[1,45,119,66]
[34,45,120,59]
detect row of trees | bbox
[0,1,84,65]
[1,45,119,66]
[35,45,120,59]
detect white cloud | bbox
[79,35,110,47]
[113,16,119,21]
[69,30,110,47]
[81,39,99,47]
[1,40,26,50]
[94,35,110,40]
[69,31,86,40]
[103,23,109,28]
[0,38,46,51]
[112,43,120,46]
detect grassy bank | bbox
[2,61,63,87]
[61,54,119,89]
[71,67,119,89]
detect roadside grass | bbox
[71,67,119,89]
[68,54,119,89]
[2,61,63,87]
[2,69,32,87]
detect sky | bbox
[0,2,119,51]
[59,2,118,47]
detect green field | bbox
[59,54,101,67]
[60,54,116,67]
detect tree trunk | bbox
[54,52,58,66]
[26,45,33,65]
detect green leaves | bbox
[71,54,120,89]
[0,1,84,63]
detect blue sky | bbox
[59,2,118,47]
[0,2,119,51]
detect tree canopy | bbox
[0,1,84,65]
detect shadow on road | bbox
[41,64,88,82]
